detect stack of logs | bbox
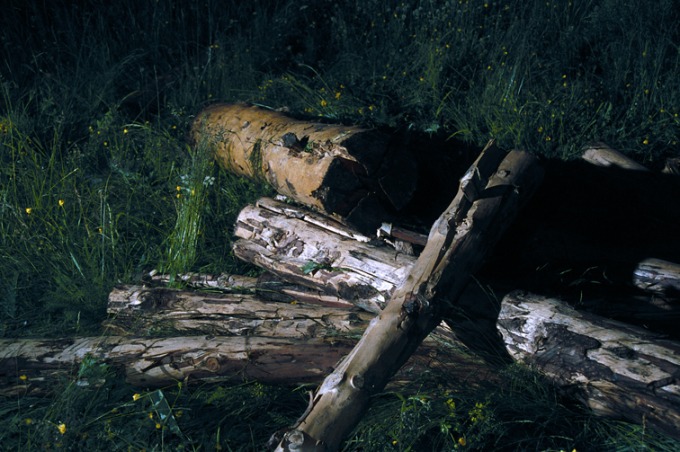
[2,104,679,450]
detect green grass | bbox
[1,0,679,450]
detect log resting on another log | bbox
[192,102,417,233]
[233,197,680,330]
[272,144,543,450]
[230,192,680,441]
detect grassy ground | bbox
[1,0,679,450]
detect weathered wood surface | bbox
[1,320,494,398]
[497,290,680,440]
[233,197,415,313]
[0,335,354,396]
[192,102,416,232]
[105,285,373,337]
[272,144,543,450]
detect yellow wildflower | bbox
[19,374,28,381]
[25,207,32,215]
[57,423,67,435]
[58,199,65,207]
[320,99,328,107]
[133,393,141,401]
[24,418,33,425]
[458,436,466,446]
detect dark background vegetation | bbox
[1,0,679,450]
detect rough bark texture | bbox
[272,143,543,451]
[497,290,680,440]
[192,102,417,233]
[0,335,354,396]
[233,199,680,332]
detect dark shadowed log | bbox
[497,290,680,440]
[232,198,680,331]
[192,102,417,233]
[272,144,543,450]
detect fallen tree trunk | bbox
[581,142,650,171]
[272,144,543,450]
[497,290,680,440]
[230,192,680,439]
[192,102,417,233]
[0,308,498,396]
[0,335,355,396]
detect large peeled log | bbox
[192,103,417,233]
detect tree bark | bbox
[192,102,417,233]
[272,143,543,451]
[497,290,680,440]
[0,335,354,396]
[233,198,680,331]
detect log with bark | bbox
[192,102,417,233]
[233,196,415,313]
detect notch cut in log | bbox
[192,102,417,233]
[272,143,543,450]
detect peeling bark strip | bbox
[498,291,680,441]
[272,143,543,451]
[192,102,417,232]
